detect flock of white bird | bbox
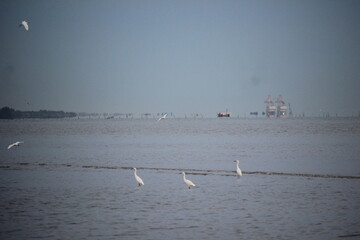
[133,160,242,189]
[11,24,241,189]
[7,140,242,189]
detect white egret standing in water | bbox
[234,160,242,177]
[7,141,24,149]
[182,172,196,189]
[133,168,144,186]
[19,21,29,31]
[157,113,167,122]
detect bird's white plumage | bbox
[235,160,242,176]
[133,168,144,186]
[8,141,24,149]
[157,113,167,121]
[20,21,29,31]
[182,172,196,188]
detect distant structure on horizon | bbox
[264,95,276,117]
[264,95,288,118]
[275,95,287,117]
[217,109,230,117]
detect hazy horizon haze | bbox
[1,0,360,117]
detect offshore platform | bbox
[264,95,288,118]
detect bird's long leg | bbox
[138,183,141,186]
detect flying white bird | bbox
[7,141,24,149]
[133,168,144,186]
[157,113,167,122]
[234,160,242,177]
[182,172,196,189]
[19,21,29,31]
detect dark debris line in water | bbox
[2,162,360,179]
[337,233,360,238]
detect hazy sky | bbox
[1,0,359,117]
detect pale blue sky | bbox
[1,0,359,116]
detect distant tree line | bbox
[0,107,77,119]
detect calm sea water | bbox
[0,118,359,239]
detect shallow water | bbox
[0,118,360,239]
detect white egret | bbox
[157,113,167,121]
[133,168,144,186]
[182,172,196,189]
[234,160,242,177]
[7,141,24,149]
[19,21,29,31]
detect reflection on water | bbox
[0,118,360,239]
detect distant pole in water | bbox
[288,103,293,118]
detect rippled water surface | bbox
[1,118,360,239]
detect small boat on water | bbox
[217,109,230,117]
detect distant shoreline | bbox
[0,107,77,119]
[1,107,359,119]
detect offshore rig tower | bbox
[264,95,288,118]
[275,95,287,118]
[264,95,276,117]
